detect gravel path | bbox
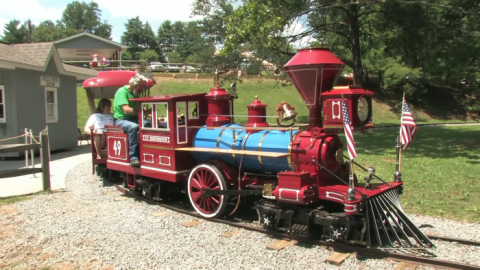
[1,161,479,270]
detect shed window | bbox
[0,85,5,123]
[45,87,58,123]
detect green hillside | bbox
[77,78,477,130]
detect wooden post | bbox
[29,129,35,177]
[24,128,29,167]
[40,132,51,192]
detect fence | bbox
[0,131,51,192]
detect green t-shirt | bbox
[113,85,139,120]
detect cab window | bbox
[156,102,168,129]
[141,102,169,130]
[188,101,199,119]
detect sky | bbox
[0,0,203,43]
[0,0,312,47]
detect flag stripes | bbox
[342,97,357,160]
[400,96,417,150]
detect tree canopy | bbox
[1,1,112,43]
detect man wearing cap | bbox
[113,74,152,167]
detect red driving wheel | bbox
[187,163,227,218]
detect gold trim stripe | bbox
[258,130,270,171]
[232,130,243,166]
[216,124,230,156]
[288,132,299,171]
[144,145,174,150]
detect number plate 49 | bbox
[108,137,127,160]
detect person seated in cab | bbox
[113,74,152,167]
[84,98,114,159]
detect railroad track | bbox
[108,182,480,270]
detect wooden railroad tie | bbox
[220,231,239,238]
[266,239,296,250]
[151,212,166,217]
[114,196,129,201]
[395,262,418,270]
[183,220,201,227]
[325,252,352,266]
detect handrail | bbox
[188,125,300,131]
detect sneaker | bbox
[130,159,140,167]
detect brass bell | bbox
[282,103,298,121]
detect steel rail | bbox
[425,234,480,247]
[111,183,479,270]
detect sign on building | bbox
[40,76,60,87]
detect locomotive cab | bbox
[104,93,208,184]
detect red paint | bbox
[82,70,154,89]
[246,96,269,132]
[284,48,345,128]
[321,87,374,129]
[273,171,317,205]
[205,86,231,127]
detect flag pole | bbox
[395,93,405,182]
[348,157,356,200]
[342,93,355,201]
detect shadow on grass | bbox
[354,126,480,163]
[373,84,476,122]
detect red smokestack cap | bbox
[284,48,345,109]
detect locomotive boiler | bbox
[90,48,435,250]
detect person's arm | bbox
[122,104,137,115]
[121,105,151,115]
[84,115,95,135]
[116,90,137,115]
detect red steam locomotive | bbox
[84,48,434,249]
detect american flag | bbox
[342,97,357,160]
[400,97,417,150]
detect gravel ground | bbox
[1,161,479,270]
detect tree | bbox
[1,20,32,43]
[167,51,182,63]
[31,20,65,42]
[140,49,159,62]
[157,20,175,52]
[121,17,165,61]
[60,1,112,39]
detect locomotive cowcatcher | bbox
[84,48,435,249]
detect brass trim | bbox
[323,125,344,128]
[288,131,298,171]
[232,130,243,166]
[216,124,230,156]
[190,125,300,131]
[258,130,270,170]
[144,145,174,150]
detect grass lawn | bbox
[77,78,477,130]
[344,125,480,223]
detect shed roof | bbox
[54,32,127,61]
[0,42,97,80]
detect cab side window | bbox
[188,101,199,119]
[141,102,169,130]
[156,102,169,129]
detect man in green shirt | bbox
[113,74,152,167]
